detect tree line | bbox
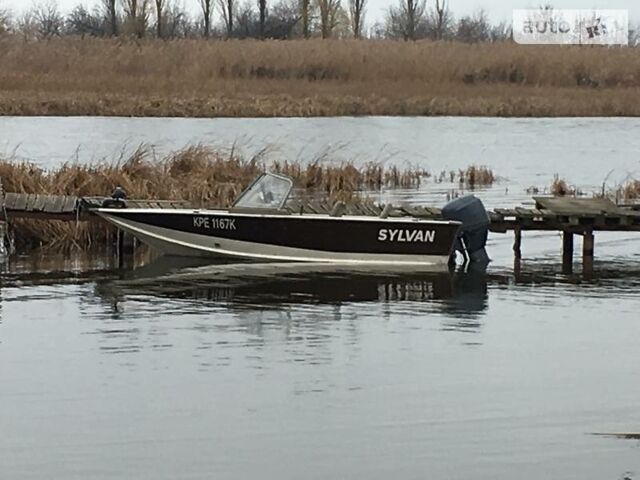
[0,0,514,42]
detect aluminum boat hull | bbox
[97,208,461,267]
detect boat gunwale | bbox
[96,207,462,225]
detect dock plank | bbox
[25,194,38,212]
[13,193,28,212]
[33,195,48,212]
[62,196,77,213]
[3,192,18,210]
[49,195,66,213]
[534,196,624,216]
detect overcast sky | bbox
[2,0,639,24]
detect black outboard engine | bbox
[442,195,490,265]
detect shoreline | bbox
[2,90,639,118]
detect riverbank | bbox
[1,38,640,117]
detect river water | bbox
[1,117,640,480]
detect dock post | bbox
[116,229,125,268]
[513,226,522,275]
[513,226,522,258]
[562,231,574,274]
[583,229,594,275]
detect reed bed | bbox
[550,175,574,197]
[1,37,640,117]
[0,145,450,250]
[621,180,640,200]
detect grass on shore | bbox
[1,37,640,117]
[0,145,495,250]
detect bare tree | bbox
[265,0,299,39]
[32,1,64,38]
[300,0,310,38]
[101,0,118,35]
[348,0,365,38]
[0,5,11,35]
[387,0,426,40]
[199,0,213,37]
[316,0,340,38]
[164,2,193,38]
[122,0,150,37]
[258,0,267,37]
[217,0,235,37]
[66,4,106,36]
[455,9,490,43]
[154,0,165,37]
[434,0,444,39]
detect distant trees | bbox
[0,0,523,42]
[122,0,151,38]
[348,0,366,38]
[300,0,310,38]
[455,9,490,43]
[0,5,11,35]
[199,0,214,37]
[102,0,118,35]
[316,0,340,38]
[386,0,426,41]
[153,0,165,38]
[31,1,64,38]
[66,5,104,36]
[258,0,267,37]
[217,0,234,38]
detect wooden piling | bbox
[562,231,574,274]
[583,229,594,274]
[513,226,522,275]
[116,229,125,268]
[513,226,522,259]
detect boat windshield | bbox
[233,173,293,210]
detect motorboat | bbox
[96,172,490,268]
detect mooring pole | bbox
[583,229,594,275]
[117,229,125,269]
[562,231,574,274]
[513,226,522,275]
[513,226,522,258]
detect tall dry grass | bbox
[1,37,640,116]
[0,145,434,250]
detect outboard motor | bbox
[442,195,490,265]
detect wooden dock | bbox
[1,193,190,221]
[1,191,639,273]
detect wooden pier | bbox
[1,191,639,273]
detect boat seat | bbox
[330,201,346,217]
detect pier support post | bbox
[513,226,522,275]
[513,226,522,258]
[583,229,594,275]
[116,229,125,268]
[562,231,574,274]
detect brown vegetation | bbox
[550,175,573,197]
[0,145,434,249]
[620,180,640,201]
[1,37,640,117]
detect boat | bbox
[95,172,490,268]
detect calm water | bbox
[1,117,640,479]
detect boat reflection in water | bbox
[96,257,490,318]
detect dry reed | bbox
[0,145,432,250]
[621,180,640,201]
[1,37,640,117]
[550,175,574,196]
[460,165,495,188]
